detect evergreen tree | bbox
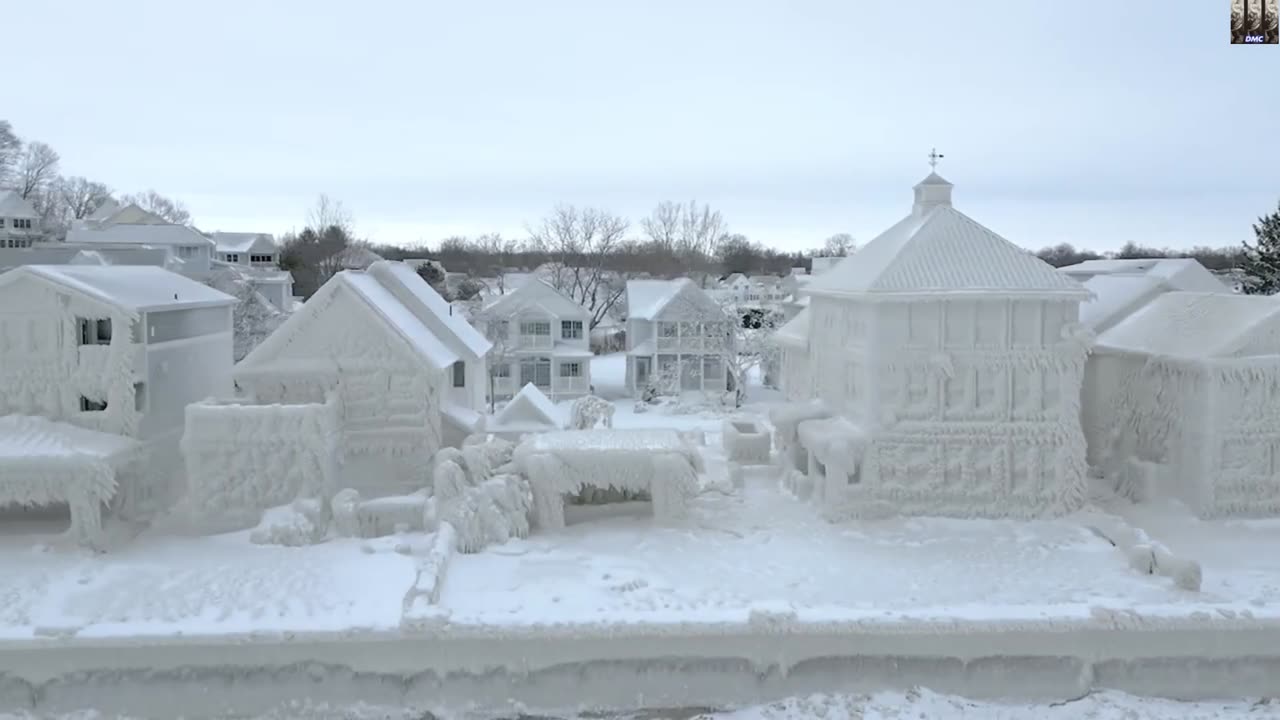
[1240,199,1280,295]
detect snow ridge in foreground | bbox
[2,690,1275,720]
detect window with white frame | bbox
[519,320,550,336]
[561,320,583,339]
[250,254,273,263]
[494,363,511,377]
[0,218,5,228]
[492,319,510,339]
[452,360,466,387]
[12,218,33,230]
[225,253,240,263]
[177,246,199,259]
[658,322,678,338]
[559,361,582,377]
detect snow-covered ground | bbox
[2,689,1273,719]
[0,517,416,639]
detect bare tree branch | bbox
[120,189,192,225]
[0,120,21,188]
[16,142,60,200]
[529,205,631,329]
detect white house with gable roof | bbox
[211,232,280,267]
[624,278,732,396]
[230,260,491,495]
[480,278,593,401]
[0,265,236,540]
[65,223,216,279]
[776,168,1093,519]
[0,191,40,247]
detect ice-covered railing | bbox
[179,391,343,532]
[513,429,701,530]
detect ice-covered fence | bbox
[180,392,343,531]
[513,429,701,531]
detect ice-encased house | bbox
[480,278,594,401]
[775,171,1094,518]
[0,265,236,544]
[1058,257,1232,334]
[1085,291,1280,517]
[624,278,732,396]
[214,261,492,497]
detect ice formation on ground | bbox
[568,393,615,430]
[514,429,699,530]
[486,383,563,439]
[431,445,531,553]
[0,416,141,548]
[722,416,770,464]
[180,393,343,531]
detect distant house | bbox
[0,191,40,248]
[624,278,731,396]
[480,278,593,402]
[1085,292,1280,517]
[210,232,279,267]
[0,265,236,538]
[233,261,491,495]
[65,223,216,279]
[72,200,169,231]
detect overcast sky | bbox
[8,0,1277,253]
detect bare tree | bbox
[0,120,20,188]
[58,177,113,219]
[16,142,60,200]
[822,233,856,257]
[120,189,191,225]
[529,205,630,329]
[306,193,353,236]
[713,300,782,407]
[640,200,727,284]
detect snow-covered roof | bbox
[335,272,460,370]
[84,198,121,222]
[484,278,588,319]
[66,223,215,248]
[1079,274,1166,332]
[1059,257,1228,293]
[625,278,721,320]
[517,428,687,454]
[211,232,277,254]
[807,177,1086,300]
[489,383,562,432]
[0,265,235,313]
[0,190,38,218]
[367,261,492,359]
[774,306,810,347]
[1096,292,1280,359]
[0,415,137,465]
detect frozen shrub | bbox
[569,395,615,430]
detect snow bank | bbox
[179,392,342,532]
[515,429,700,531]
[1083,510,1203,592]
[723,417,771,464]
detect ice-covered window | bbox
[494,363,510,377]
[561,320,583,339]
[79,397,107,412]
[559,361,582,378]
[658,322,678,338]
[520,320,550,336]
[520,356,551,387]
[452,360,466,387]
[77,317,111,345]
[702,355,724,379]
[134,382,147,412]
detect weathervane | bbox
[928,147,944,170]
